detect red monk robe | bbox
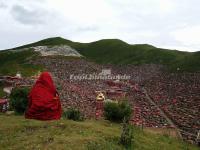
[25,72,62,120]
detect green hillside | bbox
[0,49,43,76]
[12,37,73,49]
[0,114,198,150]
[70,39,199,72]
[1,37,199,75]
[0,85,6,97]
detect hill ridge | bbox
[1,37,200,73]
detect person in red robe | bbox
[25,72,62,120]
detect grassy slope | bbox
[12,37,74,49]
[0,49,43,76]
[0,114,198,150]
[0,37,83,76]
[12,37,200,72]
[72,39,200,72]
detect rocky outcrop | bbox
[32,45,82,57]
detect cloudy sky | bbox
[0,0,200,52]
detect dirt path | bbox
[141,87,182,139]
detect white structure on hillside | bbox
[32,45,82,57]
[16,72,22,78]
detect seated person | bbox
[25,72,62,120]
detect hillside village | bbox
[0,38,200,149]
[1,0,200,149]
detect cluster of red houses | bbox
[0,99,8,112]
[0,74,34,113]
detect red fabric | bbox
[25,72,62,120]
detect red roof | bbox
[0,99,7,104]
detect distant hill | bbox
[13,37,200,72]
[0,37,199,76]
[0,49,43,76]
[12,37,74,49]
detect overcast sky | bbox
[0,0,200,52]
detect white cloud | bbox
[46,0,115,26]
[172,26,200,45]
[171,26,200,51]
[11,5,46,25]
[0,0,200,52]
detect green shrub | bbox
[0,86,6,98]
[9,87,30,114]
[104,101,132,122]
[120,119,134,149]
[63,108,84,121]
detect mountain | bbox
[0,37,199,76]
[70,39,199,72]
[12,37,74,49]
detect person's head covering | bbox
[34,72,56,94]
